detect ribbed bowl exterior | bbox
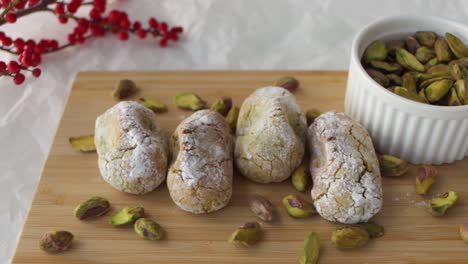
[345,16,468,165]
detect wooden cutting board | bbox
[12,71,468,264]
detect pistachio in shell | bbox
[415,46,436,64]
[415,31,437,48]
[174,92,206,110]
[425,79,453,103]
[39,230,74,253]
[282,194,315,218]
[366,68,390,87]
[434,37,453,62]
[379,154,409,177]
[69,134,96,152]
[74,196,110,220]
[445,32,468,59]
[110,206,145,226]
[369,60,402,73]
[305,109,322,126]
[395,48,425,72]
[405,36,421,54]
[228,222,261,247]
[359,221,384,238]
[364,40,388,62]
[415,165,437,195]
[134,218,164,240]
[112,79,137,100]
[291,160,309,192]
[387,73,402,86]
[274,76,300,92]
[299,232,320,264]
[401,72,417,93]
[139,98,167,113]
[394,87,428,104]
[331,226,369,249]
[225,106,240,132]
[250,196,275,222]
[455,79,467,105]
[426,191,459,217]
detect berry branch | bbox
[0,0,183,85]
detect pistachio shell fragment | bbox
[434,37,453,62]
[250,196,275,222]
[299,232,320,264]
[282,194,315,218]
[305,109,322,126]
[425,79,453,103]
[394,87,428,104]
[459,222,468,243]
[415,165,437,195]
[369,60,402,73]
[445,32,468,59]
[112,79,137,101]
[225,106,239,132]
[69,134,96,152]
[274,76,300,92]
[291,160,309,192]
[402,72,417,93]
[366,68,390,87]
[415,31,437,48]
[139,98,167,113]
[426,191,459,216]
[405,36,421,54]
[110,206,145,226]
[211,96,232,116]
[415,46,436,63]
[134,218,164,240]
[228,222,261,247]
[455,80,467,105]
[364,40,388,62]
[359,221,384,238]
[174,92,206,110]
[396,48,425,72]
[331,226,369,249]
[74,196,110,220]
[379,154,409,177]
[39,230,74,253]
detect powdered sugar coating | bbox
[167,110,233,214]
[235,86,306,183]
[95,101,169,195]
[308,111,382,224]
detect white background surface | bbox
[1,1,467,262]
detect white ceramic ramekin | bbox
[345,16,468,165]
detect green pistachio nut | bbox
[427,64,451,77]
[291,161,309,192]
[425,79,453,103]
[358,221,385,238]
[445,32,468,59]
[419,76,452,90]
[425,57,439,70]
[379,154,409,177]
[364,40,388,62]
[394,87,428,104]
[74,196,110,220]
[415,165,437,195]
[225,106,240,132]
[174,92,206,110]
[134,218,164,240]
[369,60,402,73]
[450,63,464,80]
[274,76,300,92]
[401,72,417,93]
[282,194,315,218]
[386,40,405,55]
[40,230,74,253]
[331,226,369,249]
[415,46,436,64]
[387,73,402,86]
[448,88,462,106]
[396,48,425,72]
[250,195,275,222]
[434,37,453,62]
[112,79,137,101]
[415,31,437,48]
[405,36,421,54]
[305,109,322,126]
[211,96,232,116]
[426,191,459,217]
[299,232,320,264]
[228,222,261,247]
[139,98,167,113]
[455,79,467,105]
[110,206,145,226]
[69,134,96,152]
[366,68,390,87]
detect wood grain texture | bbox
[12,71,468,264]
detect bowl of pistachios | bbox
[345,15,468,165]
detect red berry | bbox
[159,38,168,47]
[5,12,16,23]
[0,61,6,71]
[108,10,120,23]
[68,34,76,43]
[34,45,45,54]
[13,73,25,85]
[137,29,147,39]
[31,68,41,77]
[158,22,168,32]
[133,21,141,30]
[15,1,25,9]
[118,31,129,41]
[119,19,130,29]
[58,15,68,24]
[1,0,10,7]
[0,32,5,40]
[89,8,101,20]
[54,2,64,14]
[2,37,12,46]
[28,0,40,6]
[13,38,24,47]
[172,26,183,34]
[7,61,20,73]
[49,40,58,49]
[76,34,85,44]
[148,18,158,28]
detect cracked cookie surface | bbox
[307,111,382,224]
[95,101,169,195]
[167,110,233,214]
[235,86,306,183]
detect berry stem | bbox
[0,0,56,26]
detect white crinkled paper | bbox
[1,0,467,262]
